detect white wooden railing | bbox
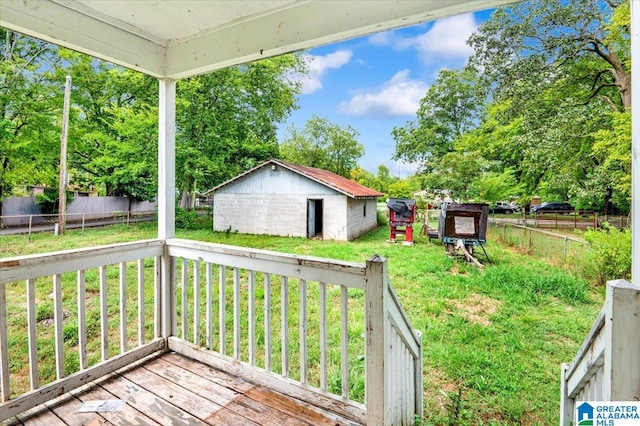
[560,279,640,425]
[0,238,423,424]
[0,240,166,420]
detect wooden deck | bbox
[3,352,360,426]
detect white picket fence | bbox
[560,279,640,425]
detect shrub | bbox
[34,188,74,215]
[175,207,198,229]
[583,224,631,284]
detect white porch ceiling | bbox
[1,0,519,79]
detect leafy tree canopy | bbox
[280,116,365,178]
[393,0,631,214]
[177,54,305,208]
[392,67,484,169]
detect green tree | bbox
[280,116,365,177]
[392,67,485,169]
[376,164,394,194]
[588,110,631,213]
[469,169,521,206]
[0,30,62,213]
[465,0,631,212]
[469,0,629,111]
[387,180,413,199]
[177,55,304,208]
[350,167,381,193]
[52,50,159,201]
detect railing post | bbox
[365,255,388,425]
[414,330,423,419]
[0,280,9,402]
[603,279,640,401]
[160,246,175,342]
[560,363,573,426]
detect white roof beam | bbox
[166,0,518,79]
[0,0,166,77]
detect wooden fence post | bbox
[365,255,388,425]
[603,279,640,401]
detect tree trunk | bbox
[616,70,631,109]
[605,186,613,216]
[179,188,191,210]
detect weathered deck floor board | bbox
[3,353,356,426]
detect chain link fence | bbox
[488,222,590,272]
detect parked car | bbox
[491,201,519,214]
[530,202,574,213]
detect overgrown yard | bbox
[0,220,604,425]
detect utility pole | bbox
[58,75,72,235]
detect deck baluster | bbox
[218,265,226,355]
[53,274,64,379]
[299,279,307,383]
[193,260,200,345]
[137,259,144,346]
[281,276,289,377]
[26,278,38,388]
[77,271,87,370]
[264,273,272,371]
[119,262,127,353]
[0,281,9,402]
[99,266,108,361]
[248,270,256,365]
[181,257,187,340]
[319,282,327,391]
[206,263,213,350]
[233,267,241,359]
[340,285,349,398]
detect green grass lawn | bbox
[1,219,604,425]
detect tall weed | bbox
[583,224,631,284]
[476,263,590,305]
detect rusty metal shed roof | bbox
[209,159,383,199]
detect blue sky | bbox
[279,9,495,178]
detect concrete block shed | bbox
[209,159,383,241]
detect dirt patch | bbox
[40,309,70,326]
[422,367,460,414]
[447,265,469,276]
[449,293,502,326]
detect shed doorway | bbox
[308,199,323,238]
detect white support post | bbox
[603,279,640,401]
[632,1,639,283]
[365,255,387,425]
[158,78,176,240]
[158,78,176,343]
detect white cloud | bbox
[368,31,393,47]
[295,50,353,94]
[414,13,477,59]
[369,13,478,62]
[339,70,427,117]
